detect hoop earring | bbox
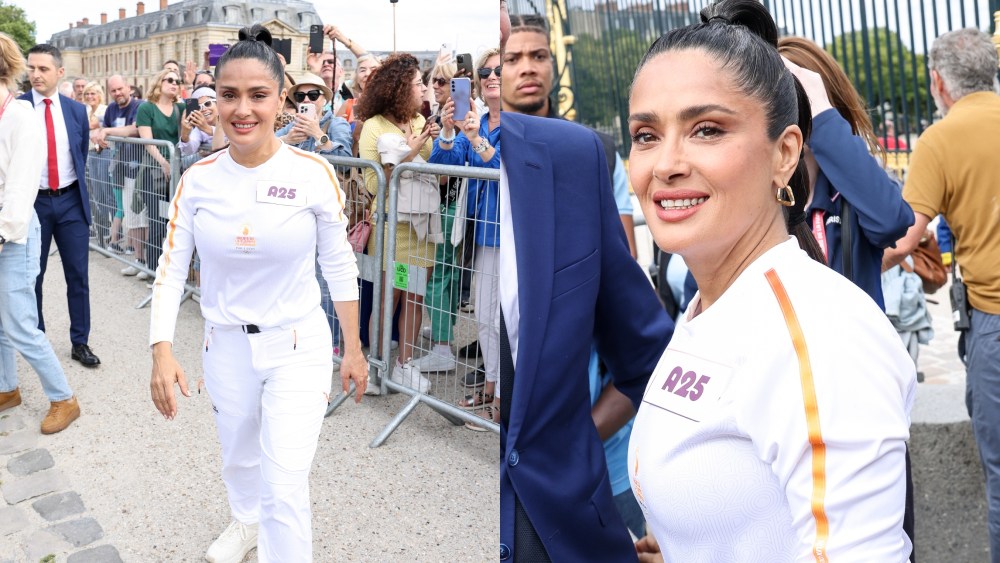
[776,185,795,207]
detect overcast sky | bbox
[18,0,499,58]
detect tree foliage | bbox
[570,30,648,147]
[825,28,931,123]
[0,2,36,55]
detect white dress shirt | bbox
[31,90,78,189]
[498,162,518,367]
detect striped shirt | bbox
[628,238,915,562]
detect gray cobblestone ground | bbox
[0,248,499,562]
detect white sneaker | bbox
[363,376,381,396]
[137,271,151,281]
[390,362,431,393]
[410,349,457,373]
[205,520,257,563]
[120,265,141,276]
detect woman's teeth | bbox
[660,196,707,210]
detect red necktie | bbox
[44,99,59,190]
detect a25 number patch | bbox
[643,349,733,423]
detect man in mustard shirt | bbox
[886,28,1000,559]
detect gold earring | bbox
[776,185,795,207]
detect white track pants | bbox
[202,308,332,562]
[474,246,500,388]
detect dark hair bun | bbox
[238,24,273,47]
[701,0,778,47]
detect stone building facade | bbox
[48,0,322,95]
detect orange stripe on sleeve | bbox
[764,268,830,563]
[288,147,346,222]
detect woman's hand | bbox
[180,110,194,140]
[459,105,480,140]
[150,343,191,420]
[290,113,323,144]
[160,160,172,179]
[189,110,212,135]
[781,57,833,118]
[440,99,457,133]
[340,348,369,403]
[635,533,664,563]
[423,118,441,140]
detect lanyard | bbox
[811,209,828,263]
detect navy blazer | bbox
[807,109,914,310]
[500,112,673,562]
[19,92,93,225]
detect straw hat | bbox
[289,72,333,102]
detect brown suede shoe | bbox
[0,388,21,412]
[41,396,80,435]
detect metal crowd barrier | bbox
[319,155,388,417]
[85,136,181,309]
[371,161,502,447]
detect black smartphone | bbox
[456,53,474,78]
[309,24,324,55]
[184,98,200,117]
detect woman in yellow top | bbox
[356,53,441,394]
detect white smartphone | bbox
[450,78,472,122]
[298,103,317,119]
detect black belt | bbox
[38,181,79,197]
[243,324,261,334]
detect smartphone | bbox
[451,78,472,122]
[184,98,200,117]
[456,53,474,78]
[298,103,317,119]
[309,24,324,55]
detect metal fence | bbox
[510,0,1000,160]
[85,136,183,308]
[368,162,502,447]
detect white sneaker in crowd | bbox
[205,520,257,563]
[390,361,431,394]
[363,376,381,396]
[136,271,151,281]
[410,347,457,373]
[120,265,141,276]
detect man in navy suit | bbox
[498,3,673,561]
[23,44,100,367]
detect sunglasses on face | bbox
[293,90,322,103]
[200,99,215,109]
[162,77,179,85]
[322,59,337,66]
[432,77,448,87]
[477,66,502,79]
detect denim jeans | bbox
[965,308,1000,561]
[0,212,73,402]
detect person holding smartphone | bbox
[275,73,350,156]
[431,47,501,427]
[179,86,217,162]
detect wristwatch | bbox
[472,139,490,154]
[315,134,329,150]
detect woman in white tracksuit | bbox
[148,25,368,562]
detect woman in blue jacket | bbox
[779,37,914,310]
[430,48,501,425]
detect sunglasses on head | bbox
[477,66,502,79]
[162,77,179,85]
[293,90,323,103]
[432,77,448,87]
